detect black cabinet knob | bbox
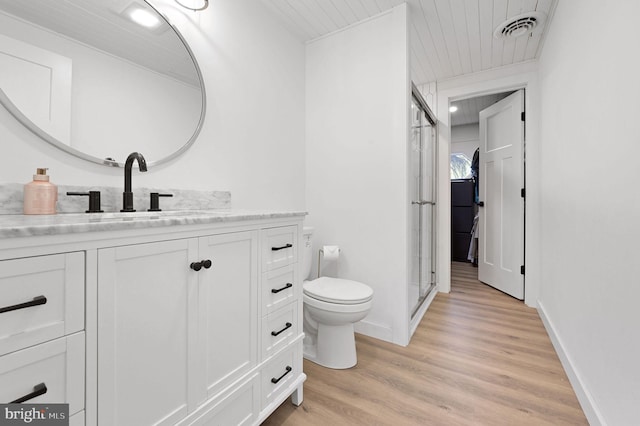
[202,259,212,269]
[190,262,202,271]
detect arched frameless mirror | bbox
[0,0,205,168]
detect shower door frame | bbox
[409,83,438,322]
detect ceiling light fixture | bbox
[127,7,162,28]
[449,106,458,113]
[174,0,209,11]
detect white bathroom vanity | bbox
[0,210,306,426]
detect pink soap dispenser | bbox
[23,168,58,215]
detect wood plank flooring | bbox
[262,262,587,425]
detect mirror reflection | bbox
[0,0,205,167]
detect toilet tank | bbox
[302,227,314,280]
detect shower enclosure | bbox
[409,85,437,325]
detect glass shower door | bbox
[409,95,436,319]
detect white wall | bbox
[451,123,479,160]
[538,1,640,424]
[0,0,305,210]
[306,5,410,345]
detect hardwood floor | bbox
[262,262,587,425]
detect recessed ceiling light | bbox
[128,7,161,28]
[449,106,458,113]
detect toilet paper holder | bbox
[317,246,340,278]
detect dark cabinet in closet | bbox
[451,179,475,262]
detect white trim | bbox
[433,64,541,308]
[306,8,394,44]
[538,301,606,426]
[354,319,393,344]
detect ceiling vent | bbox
[494,12,546,39]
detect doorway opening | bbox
[449,89,525,300]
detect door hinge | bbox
[521,188,526,198]
[521,111,525,121]
[520,265,525,275]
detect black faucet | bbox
[121,152,148,212]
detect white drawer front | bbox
[186,374,258,426]
[262,304,298,361]
[0,333,85,415]
[0,252,84,356]
[262,226,297,272]
[261,346,298,410]
[69,410,85,426]
[262,265,297,316]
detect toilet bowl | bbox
[302,227,373,369]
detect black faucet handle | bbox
[66,191,103,213]
[148,193,173,212]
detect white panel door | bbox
[98,239,199,426]
[0,33,71,144]
[198,231,258,401]
[478,90,524,299]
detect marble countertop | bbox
[0,210,307,238]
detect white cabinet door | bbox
[197,231,258,401]
[98,239,199,426]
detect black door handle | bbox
[271,366,292,384]
[190,262,202,271]
[477,201,485,207]
[271,244,292,251]
[271,322,292,336]
[271,283,293,294]
[202,259,212,269]
[0,296,47,314]
[11,383,47,403]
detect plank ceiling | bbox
[260,0,557,85]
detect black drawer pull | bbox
[271,283,293,294]
[271,243,292,251]
[271,366,292,384]
[0,295,47,314]
[271,322,292,337]
[11,383,47,403]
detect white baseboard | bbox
[537,301,606,426]
[354,319,393,343]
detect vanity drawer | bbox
[0,252,84,356]
[181,374,259,426]
[262,303,298,361]
[261,345,299,410]
[0,333,85,415]
[262,264,297,316]
[69,410,85,426]
[262,226,297,271]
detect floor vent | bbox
[494,12,546,39]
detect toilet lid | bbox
[303,277,373,305]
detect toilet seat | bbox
[303,277,373,305]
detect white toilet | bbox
[302,227,373,369]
